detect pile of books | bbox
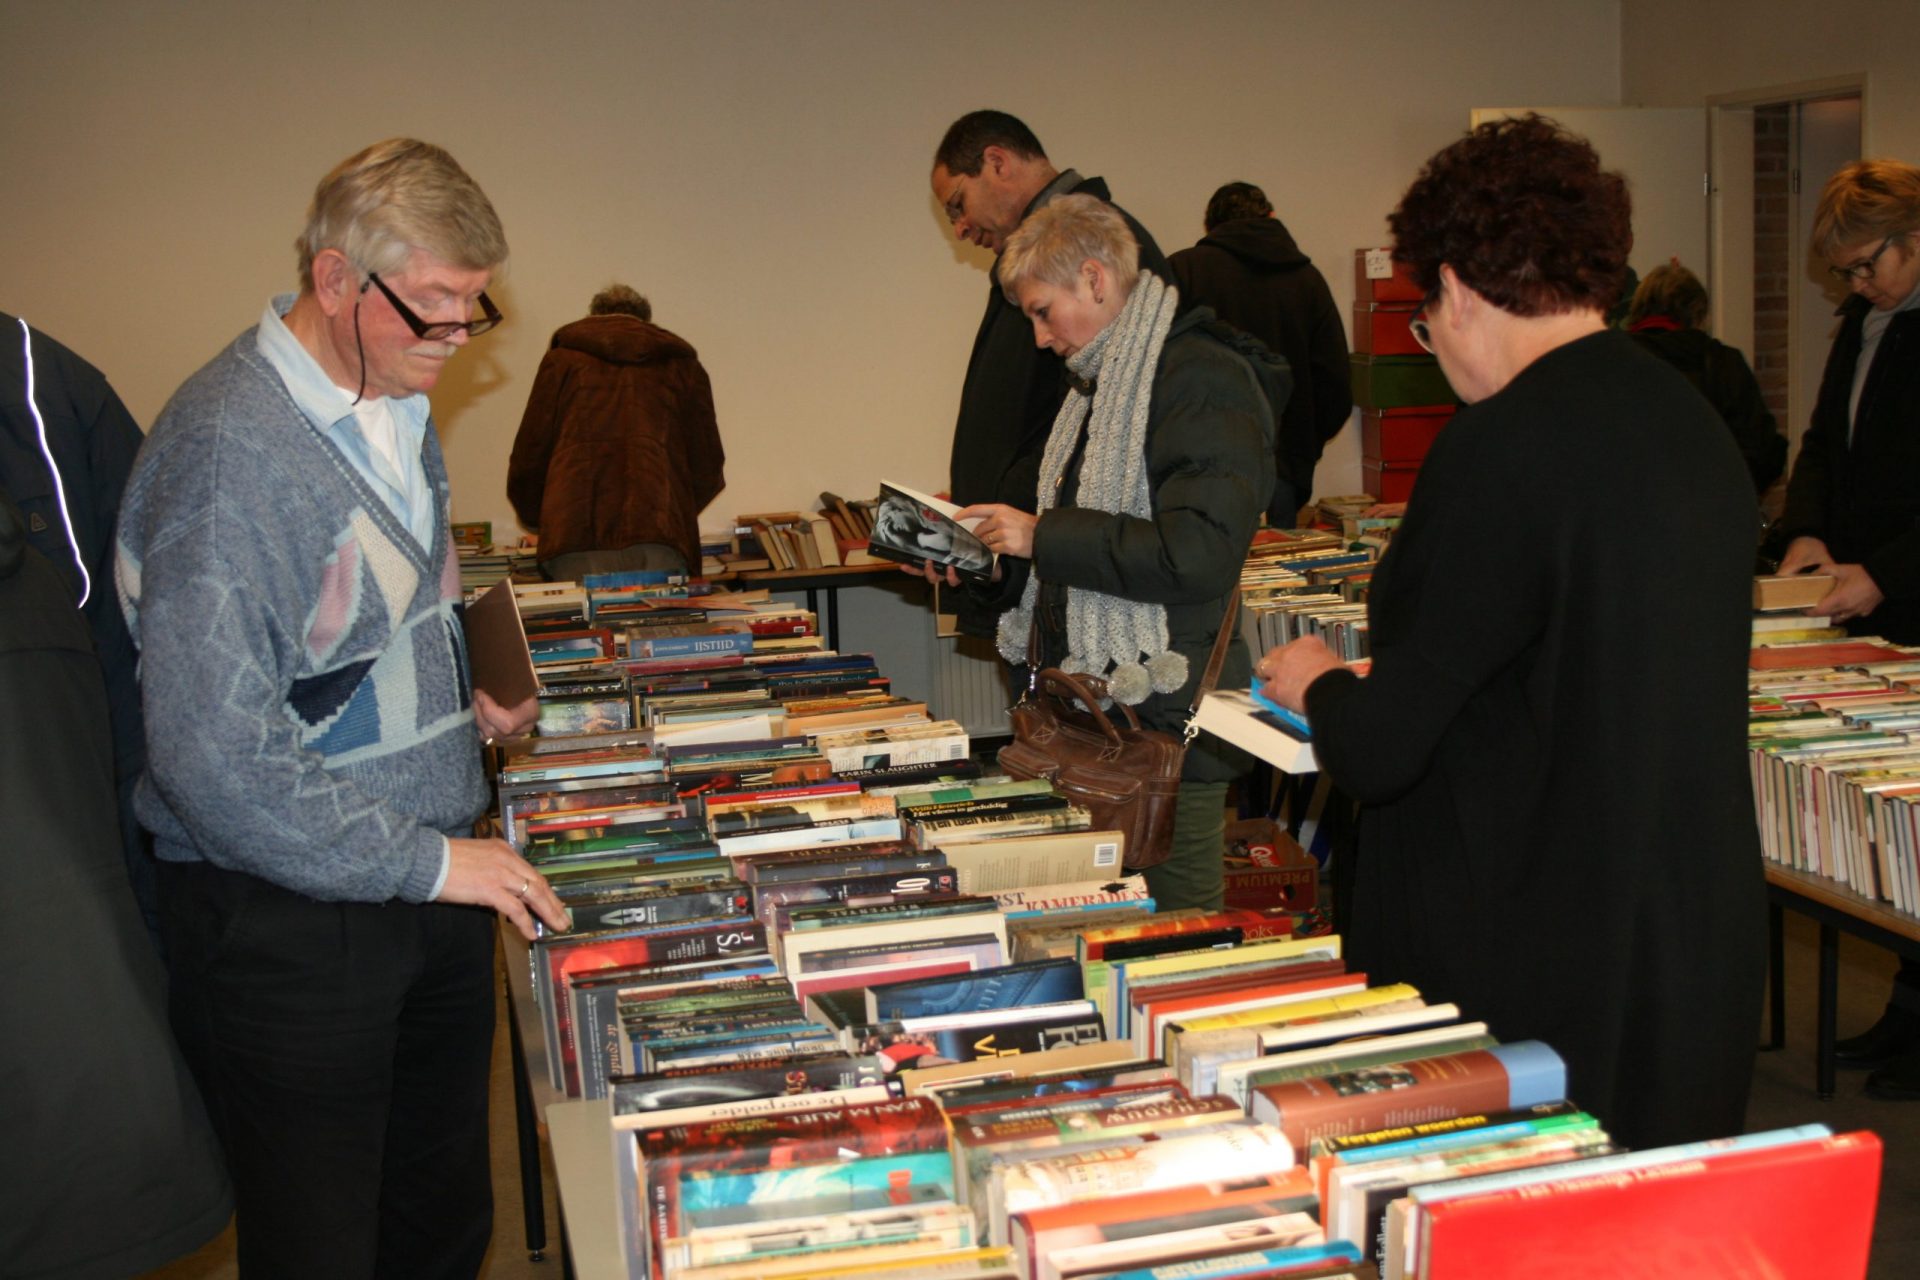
[1747,633,1920,910]
[1240,532,1378,663]
[493,585,1879,1280]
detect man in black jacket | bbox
[1169,183,1351,526]
[930,110,1167,643]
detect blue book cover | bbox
[1249,684,1313,739]
[866,957,1085,1022]
[629,629,756,660]
[582,569,686,588]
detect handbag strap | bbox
[1188,588,1241,716]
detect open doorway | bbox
[1710,80,1864,519]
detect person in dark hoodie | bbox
[1627,259,1785,497]
[508,284,725,580]
[1169,183,1351,525]
[931,110,1169,647]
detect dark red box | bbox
[1362,456,1421,504]
[1360,406,1454,463]
[1351,304,1424,357]
[1353,247,1423,305]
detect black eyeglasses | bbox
[364,272,503,339]
[1828,236,1897,285]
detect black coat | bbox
[1778,297,1920,643]
[0,494,232,1278]
[980,306,1280,783]
[1169,218,1351,520]
[1304,331,1764,1151]
[947,175,1169,638]
[0,312,147,864]
[1629,322,1784,495]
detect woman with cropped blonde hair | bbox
[911,193,1284,910]
[1778,158,1920,1098]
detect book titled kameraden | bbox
[868,480,997,581]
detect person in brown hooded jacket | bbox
[507,284,724,579]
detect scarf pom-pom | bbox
[996,608,1033,666]
[1108,661,1152,705]
[1146,650,1189,694]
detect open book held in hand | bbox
[867,481,997,582]
[1192,683,1318,773]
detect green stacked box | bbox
[1349,354,1456,411]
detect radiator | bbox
[929,631,1012,740]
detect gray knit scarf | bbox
[997,273,1186,705]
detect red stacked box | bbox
[1352,248,1454,505]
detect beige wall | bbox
[1621,0,1917,151]
[1,1,1624,536]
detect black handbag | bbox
[997,592,1240,870]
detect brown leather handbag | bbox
[997,593,1240,871]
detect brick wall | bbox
[1752,104,1792,428]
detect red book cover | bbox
[1416,1130,1881,1280]
[1749,641,1910,670]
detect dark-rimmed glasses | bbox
[1828,236,1897,285]
[365,271,504,339]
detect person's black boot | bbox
[1834,1005,1920,1070]
[1864,1043,1920,1100]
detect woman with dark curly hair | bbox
[1257,115,1764,1149]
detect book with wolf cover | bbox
[868,480,997,581]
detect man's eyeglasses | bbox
[1408,287,1440,354]
[1828,236,1897,285]
[940,176,967,225]
[365,272,504,339]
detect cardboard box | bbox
[1350,354,1455,411]
[1353,247,1424,305]
[1360,406,1455,463]
[1223,817,1317,913]
[1362,455,1421,504]
[1351,303,1424,357]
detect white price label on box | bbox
[1364,248,1393,279]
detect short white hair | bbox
[998,193,1140,303]
[295,138,508,290]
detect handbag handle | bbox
[1019,587,1243,716]
[1032,669,1143,740]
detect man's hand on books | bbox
[956,503,1036,561]
[475,688,539,741]
[1812,562,1886,625]
[1255,637,1344,712]
[441,836,569,940]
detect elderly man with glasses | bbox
[114,138,568,1278]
